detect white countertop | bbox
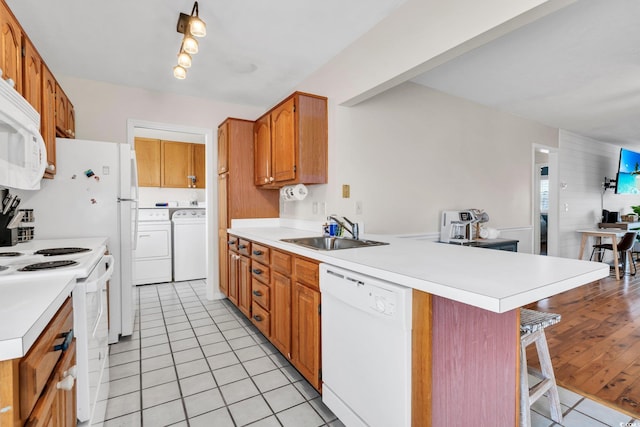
[228,226,609,313]
[0,237,108,361]
[0,273,76,360]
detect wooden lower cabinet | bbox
[291,281,321,390]
[237,255,252,318]
[271,270,292,357]
[0,297,76,427]
[222,235,321,390]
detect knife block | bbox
[0,227,17,246]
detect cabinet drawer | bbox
[251,302,271,337]
[252,279,270,310]
[294,257,319,290]
[272,250,292,275]
[251,242,270,264]
[20,297,73,421]
[227,235,239,252]
[237,239,251,257]
[251,261,270,284]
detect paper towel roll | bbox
[280,184,308,201]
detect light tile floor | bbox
[102,280,639,427]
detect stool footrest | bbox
[529,378,554,404]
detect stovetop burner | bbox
[0,252,22,257]
[34,247,91,256]
[19,260,78,271]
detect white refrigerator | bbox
[17,138,138,343]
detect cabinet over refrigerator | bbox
[16,138,139,343]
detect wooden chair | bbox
[590,231,637,276]
[519,309,562,427]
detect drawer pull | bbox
[253,250,263,255]
[253,315,263,322]
[54,329,74,352]
[56,375,75,391]
[238,244,247,249]
[252,269,262,275]
[252,290,262,297]
[227,240,236,245]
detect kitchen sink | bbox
[281,236,389,251]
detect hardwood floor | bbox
[526,271,640,418]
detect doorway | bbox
[533,145,558,256]
[127,119,222,300]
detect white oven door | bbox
[74,254,114,423]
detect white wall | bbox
[284,82,558,243]
[558,130,640,259]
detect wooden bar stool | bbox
[519,309,563,427]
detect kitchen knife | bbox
[2,195,15,215]
[10,196,20,210]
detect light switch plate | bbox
[342,184,350,198]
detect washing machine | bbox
[133,209,173,285]
[172,209,207,281]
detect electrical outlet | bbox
[312,202,318,214]
[342,184,350,198]
[356,201,363,215]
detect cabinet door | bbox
[218,231,229,297]
[217,173,228,230]
[271,270,291,358]
[54,82,68,136]
[238,255,252,318]
[227,252,239,306]
[254,114,271,185]
[66,101,75,138]
[135,138,161,187]
[161,141,192,188]
[292,282,321,389]
[41,65,56,177]
[217,122,229,174]
[0,3,22,92]
[271,97,296,183]
[22,36,41,113]
[192,143,206,189]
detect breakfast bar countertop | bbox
[0,273,76,361]
[228,223,609,313]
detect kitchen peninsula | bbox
[227,221,608,426]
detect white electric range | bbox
[0,237,111,425]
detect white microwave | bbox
[0,73,47,190]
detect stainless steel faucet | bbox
[329,215,359,240]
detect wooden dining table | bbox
[576,228,627,280]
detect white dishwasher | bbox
[320,264,413,427]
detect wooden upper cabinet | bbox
[160,141,205,188]
[193,143,205,189]
[271,97,296,183]
[41,64,56,177]
[54,83,75,139]
[161,140,192,188]
[0,1,22,92]
[254,114,271,186]
[217,121,229,174]
[21,36,41,113]
[254,92,327,188]
[135,137,161,187]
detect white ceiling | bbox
[6,1,639,145]
[5,0,407,108]
[411,0,640,145]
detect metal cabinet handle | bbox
[253,315,263,322]
[253,250,263,256]
[227,240,236,246]
[54,329,74,352]
[238,244,247,249]
[252,290,262,297]
[252,269,262,275]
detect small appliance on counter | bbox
[0,189,23,246]
[440,209,479,243]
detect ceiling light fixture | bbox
[173,2,206,79]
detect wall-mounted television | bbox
[615,148,640,194]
